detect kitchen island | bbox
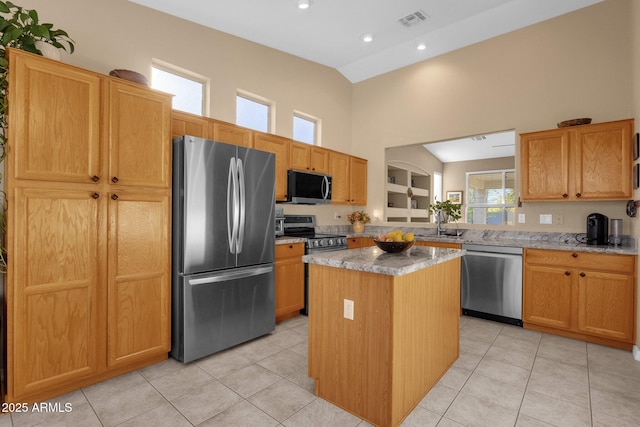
[303,245,465,427]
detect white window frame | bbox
[151,59,209,116]
[236,90,274,133]
[465,169,516,225]
[293,111,321,145]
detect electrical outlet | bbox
[555,213,564,225]
[518,213,526,224]
[343,299,354,320]
[540,214,553,225]
[334,212,341,220]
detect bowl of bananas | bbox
[373,230,415,253]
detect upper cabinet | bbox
[520,119,634,201]
[254,132,290,201]
[329,152,368,205]
[9,50,102,183]
[171,110,210,140]
[289,141,329,174]
[107,80,172,188]
[212,120,253,148]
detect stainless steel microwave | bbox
[286,170,332,204]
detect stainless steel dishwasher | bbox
[461,244,523,326]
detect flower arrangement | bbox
[347,210,371,224]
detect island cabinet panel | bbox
[308,258,460,427]
[520,119,633,201]
[523,248,636,349]
[275,243,305,322]
[5,48,172,404]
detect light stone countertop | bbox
[275,236,306,245]
[302,245,465,276]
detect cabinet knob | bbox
[576,193,582,198]
[289,245,293,249]
[580,272,586,277]
[111,176,119,183]
[565,271,571,276]
[91,175,100,182]
[571,253,578,258]
[562,194,569,198]
[111,194,119,201]
[92,192,100,199]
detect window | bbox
[293,112,318,144]
[466,169,515,225]
[236,92,272,132]
[151,61,207,115]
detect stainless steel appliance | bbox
[283,215,347,314]
[587,212,608,245]
[286,170,332,204]
[275,207,285,236]
[172,135,276,363]
[461,244,523,326]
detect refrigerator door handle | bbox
[236,158,246,253]
[322,175,330,200]
[187,265,274,286]
[227,157,238,254]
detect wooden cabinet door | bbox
[574,120,633,199]
[8,49,101,184]
[416,241,462,249]
[107,190,171,368]
[310,147,329,174]
[10,187,103,399]
[349,156,368,205]
[212,121,253,147]
[107,80,172,188]
[520,129,570,201]
[523,264,573,330]
[289,141,311,171]
[275,243,305,321]
[576,270,635,342]
[171,110,210,139]
[254,132,289,200]
[329,151,350,204]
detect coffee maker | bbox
[586,213,608,245]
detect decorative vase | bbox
[35,41,61,61]
[352,221,365,233]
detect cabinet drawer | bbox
[525,249,635,274]
[276,242,305,259]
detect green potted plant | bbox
[429,198,462,234]
[0,1,75,272]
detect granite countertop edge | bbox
[302,246,466,276]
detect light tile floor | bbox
[3,315,640,426]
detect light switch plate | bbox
[540,214,553,225]
[344,299,354,320]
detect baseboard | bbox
[634,345,640,361]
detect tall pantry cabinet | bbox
[4,48,172,403]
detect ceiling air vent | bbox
[471,135,487,141]
[398,10,428,28]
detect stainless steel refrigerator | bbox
[171,135,276,363]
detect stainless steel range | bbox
[283,215,347,314]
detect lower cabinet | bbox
[415,240,462,249]
[7,187,170,402]
[347,237,375,249]
[523,248,636,349]
[275,243,305,322]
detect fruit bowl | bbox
[373,239,414,253]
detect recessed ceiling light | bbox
[298,0,310,10]
[362,34,374,43]
[417,43,427,51]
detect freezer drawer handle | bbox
[188,266,274,286]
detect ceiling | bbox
[130,0,602,83]
[423,130,516,163]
